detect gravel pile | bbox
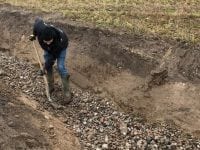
[0,52,200,150]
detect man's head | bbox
[41,26,54,45]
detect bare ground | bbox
[0,80,80,150]
[0,3,200,149]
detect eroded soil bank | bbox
[0,80,80,150]
[1,3,200,140]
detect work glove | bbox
[29,34,36,41]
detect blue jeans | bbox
[43,49,68,78]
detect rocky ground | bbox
[1,52,200,150]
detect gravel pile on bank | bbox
[0,52,200,150]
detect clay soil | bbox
[0,3,200,149]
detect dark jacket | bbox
[33,18,68,56]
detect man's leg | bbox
[44,51,55,94]
[57,49,72,103]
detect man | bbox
[30,17,71,103]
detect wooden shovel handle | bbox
[32,41,52,102]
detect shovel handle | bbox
[32,41,52,102]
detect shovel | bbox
[32,41,52,102]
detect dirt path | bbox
[0,3,200,149]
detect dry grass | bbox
[1,0,200,43]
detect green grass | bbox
[1,0,200,43]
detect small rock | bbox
[94,87,102,94]
[20,132,32,138]
[99,127,104,133]
[0,69,6,76]
[102,143,108,149]
[49,125,54,130]
[96,147,101,150]
[8,121,15,127]
[119,121,128,136]
[76,127,81,133]
[105,135,109,143]
[26,139,38,148]
[83,121,87,125]
[125,142,131,150]
[153,144,158,149]
[144,91,151,98]
[146,137,153,144]
[15,115,20,118]
[7,102,15,107]
[44,115,50,120]
[49,134,56,138]
[137,139,147,149]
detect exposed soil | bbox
[0,80,80,150]
[0,3,200,149]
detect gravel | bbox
[0,52,200,150]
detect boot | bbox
[46,71,54,94]
[61,75,72,104]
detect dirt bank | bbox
[1,3,200,138]
[0,80,80,150]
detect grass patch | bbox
[1,0,200,43]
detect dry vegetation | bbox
[1,0,200,43]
